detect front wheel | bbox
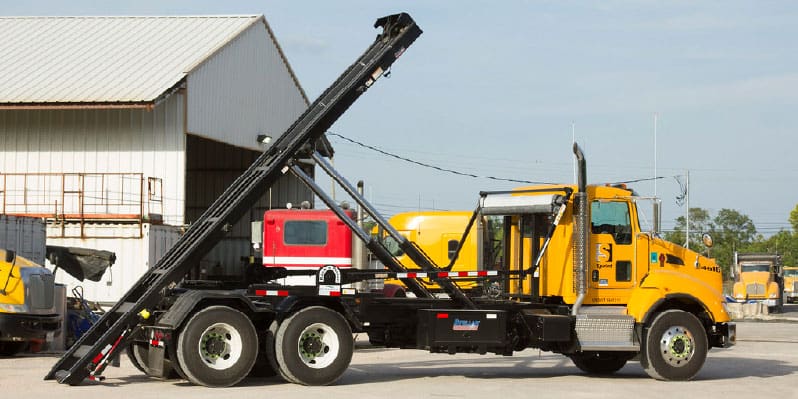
[176,306,258,387]
[569,351,631,375]
[641,310,708,381]
[274,306,353,385]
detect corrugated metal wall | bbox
[0,215,46,265]
[0,94,186,225]
[186,134,313,277]
[186,20,307,151]
[48,223,181,304]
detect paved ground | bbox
[1,304,796,399]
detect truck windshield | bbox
[783,269,798,277]
[741,264,771,273]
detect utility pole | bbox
[685,170,690,249]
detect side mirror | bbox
[702,233,714,248]
[4,250,15,264]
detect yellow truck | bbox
[781,266,797,304]
[0,249,61,355]
[732,253,784,313]
[379,211,482,294]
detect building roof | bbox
[0,15,307,109]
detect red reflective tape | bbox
[458,271,468,277]
[477,271,487,277]
[437,272,448,278]
[150,339,160,347]
[91,352,103,364]
[329,291,341,297]
[277,290,289,296]
[437,313,449,319]
[255,289,267,296]
[407,272,417,278]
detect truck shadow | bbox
[336,352,797,385]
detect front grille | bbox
[27,273,55,309]
[745,283,765,296]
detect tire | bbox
[176,306,258,387]
[569,351,630,375]
[126,343,146,373]
[127,341,181,379]
[274,306,353,386]
[265,320,299,383]
[0,341,27,356]
[641,310,708,381]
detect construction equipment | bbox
[732,253,784,313]
[47,13,734,388]
[0,249,61,355]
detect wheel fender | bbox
[382,283,406,298]
[627,269,730,324]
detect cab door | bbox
[587,200,635,304]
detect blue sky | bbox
[4,1,797,235]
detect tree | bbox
[790,203,798,233]
[664,208,712,249]
[709,208,757,277]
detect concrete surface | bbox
[1,304,796,399]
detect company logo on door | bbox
[453,319,480,331]
[596,243,613,262]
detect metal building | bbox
[0,15,327,303]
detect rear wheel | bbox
[641,310,708,381]
[569,351,630,374]
[176,306,258,387]
[274,306,353,385]
[126,342,147,373]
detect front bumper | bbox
[710,322,736,349]
[0,313,61,340]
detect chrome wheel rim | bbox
[659,325,694,367]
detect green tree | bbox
[710,208,757,278]
[746,230,798,266]
[790,203,798,233]
[664,208,712,249]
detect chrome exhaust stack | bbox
[572,143,588,316]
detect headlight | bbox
[0,303,27,313]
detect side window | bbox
[383,236,405,257]
[447,239,459,260]
[284,220,327,245]
[591,201,632,245]
[616,261,632,282]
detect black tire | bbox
[569,351,630,375]
[126,343,147,373]
[127,341,181,379]
[274,306,353,386]
[0,341,27,356]
[176,306,258,387]
[641,310,708,381]
[265,320,299,383]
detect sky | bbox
[4,1,797,236]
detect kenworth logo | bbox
[453,318,480,331]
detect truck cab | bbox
[784,266,798,304]
[733,253,784,312]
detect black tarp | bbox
[46,246,116,282]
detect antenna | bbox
[653,112,658,197]
[572,121,576,184]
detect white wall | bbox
[0,94,186,225]
[186,20,307,151]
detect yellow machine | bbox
[784,266,798,304]
[379,211,481,293]
[732,253,783,313]
[0,249,61,355]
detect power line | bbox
[327,132,553,185]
